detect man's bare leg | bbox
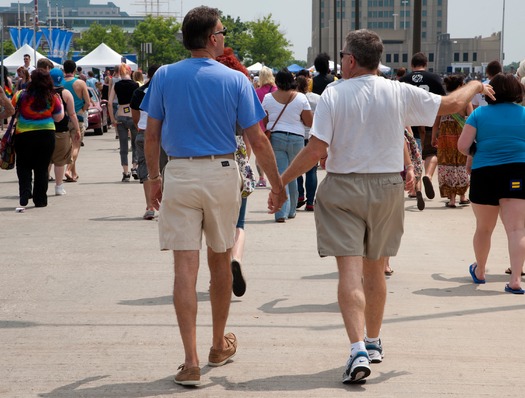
[336,256,365,343]
[208,246,233,350]
[173,250,200,368]
[362,257,387,338]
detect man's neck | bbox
[412,67,426,72]
[64,73,75,79]
[191,48,217,59]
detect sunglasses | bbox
[212,27,227,36]
[340,51,352,60]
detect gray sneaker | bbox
[143,209,155,220]
[365,338,384,363]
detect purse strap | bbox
[268,92,296,132]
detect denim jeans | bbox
[297,164,318,205]
[270,131,304,220]
[116,116,138,166]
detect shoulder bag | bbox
[264,92,296,139]
[0,99,20,170]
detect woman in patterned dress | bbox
[432,74,472,208]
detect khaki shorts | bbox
[158,156,242,252]
[50,132,72,166]
[315,172,405,260]
[68,119,85,141]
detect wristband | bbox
[271,188,283,195]
[148,174,161,181]
[479,82,484,94]
[405,164,414,169]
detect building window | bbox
[473,52,478,62]
[394,53,399,63]
[437,20,442,28]
[429,53,434,62]
[454,53,460,62]
[386,54,392,63]
[402,53,408,63]
[463,52,469,62]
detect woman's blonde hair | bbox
[258,66,275,87]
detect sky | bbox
[2,0,524,64]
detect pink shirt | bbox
[256,84,276,130]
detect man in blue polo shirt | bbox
[141,6,285,387]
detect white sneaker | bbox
[55,185,66,196]
[342,351,371,384]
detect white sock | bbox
[351,341,366,357]
[365,336,380,343]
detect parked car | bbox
[86,87,108,135]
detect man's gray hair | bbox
[344,29,383,71]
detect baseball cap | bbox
[50,68,64,87]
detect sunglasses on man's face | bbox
[212,27,227,36]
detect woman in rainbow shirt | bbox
[11,69,63,208]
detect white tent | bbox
[379,63,392,74]
[308,60,340,74]
[247,62,263,73]
[1,44,59,72]
[75,43,137,69]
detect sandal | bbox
[445,202,456,208]
[459,199,471,205]
[505,267,525,276]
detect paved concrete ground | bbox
[1,131,525,397]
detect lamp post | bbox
[393,13,398,30]
[500,0,505,64]
[402,0,408,30]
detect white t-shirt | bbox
[312,74,441,173]
[262,91,311,136]
[305,92,321,139]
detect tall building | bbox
[310,0,500,74]
[0,0,144,33]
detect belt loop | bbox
[211,155,215,160]
[188,157,193,160]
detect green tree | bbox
[1,40,16,57]
[130,15,189,69]
[243,15,293,69]
[221,15,251,62]
[75,23,130,54]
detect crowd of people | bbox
[2,5,525,387]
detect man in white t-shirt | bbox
[22,54,36,74]
[277,29,494,385]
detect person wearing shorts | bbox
[458,73,525,293]
[130,64,166,220]
[400,52,446,200]
[280,29,493,384]
[140,6,285,386]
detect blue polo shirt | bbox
[141,58,265,157]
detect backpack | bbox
[54,87,70,132]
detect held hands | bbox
[267,186,288,214]
[149,176,163,210]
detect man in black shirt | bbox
[401,52,445,201]
[312,53,336,95]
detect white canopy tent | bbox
[1,44,59,72]
[247,62,263,73]
[308,60,340,74]
[75,43,137,69]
